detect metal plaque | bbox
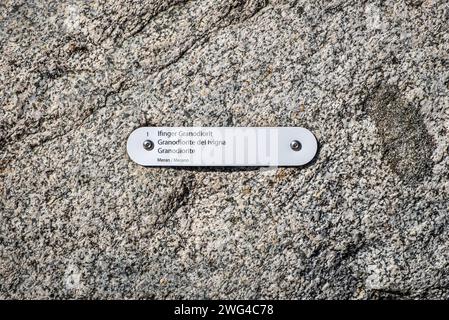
[127,127,318,167]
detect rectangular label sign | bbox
[127,127,317,167]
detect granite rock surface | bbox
[1,0,448,299]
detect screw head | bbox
[143,139,154,151]
[290,140,302,151]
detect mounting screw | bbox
[143,140,154,151]
[290,140,302,151]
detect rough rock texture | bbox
[0,0,448,299]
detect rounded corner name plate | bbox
[127,127,317,167]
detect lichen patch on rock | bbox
[367,84,436,184]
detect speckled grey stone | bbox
[0,0,448,299]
